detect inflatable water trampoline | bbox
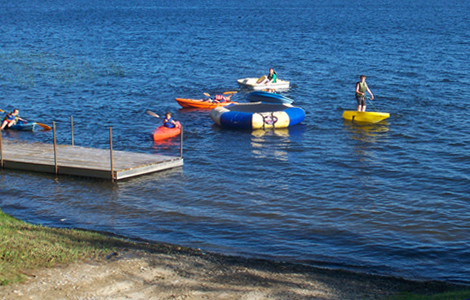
[210,103,305,130]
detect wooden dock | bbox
[0,139,183,180]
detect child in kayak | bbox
[204,93,233,103]
[163,112,179,128]
[1,109,26,130]
[213,94,233,103]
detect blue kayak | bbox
[246,91,294,104]
[6,120,37,131]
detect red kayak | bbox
[152,121,181,141]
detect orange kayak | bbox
[175,98,237,109]
[153,121,181,141]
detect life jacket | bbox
[163,117,175,128]
[215,95,225,102]
[356,81,368,96]
[268,71,277,83]
[3,112,18,123]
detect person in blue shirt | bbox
[163,112,178,128]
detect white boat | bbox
[237,77,290,91]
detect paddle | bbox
[365,97,378,111]
[205,91,237,97]
[147,110,181,129]
[146,110,160,118]
[256,75,267,84]
[35,122,52,131]
[0,108,51,131]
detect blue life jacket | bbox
[163,117,175,128]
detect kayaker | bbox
[355,75,374,112]
[257,68,277,84]
[1,109,26,130]
[213,94,233,103]
[205,94,233,103]
[163,112,178,128]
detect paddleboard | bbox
[342,111,390,123]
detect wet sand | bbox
[0,243,463,300]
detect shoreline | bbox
[1,224,467,299]
[61,227,468,287]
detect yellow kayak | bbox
[342,111,390,123]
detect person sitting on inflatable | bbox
[163,112,179,128]
[1,109,26,130]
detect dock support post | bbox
[180,125,183,158]
[71,116,74,146]
[109,127,114,181]
[0,131,3,169]
[53,121,58,175]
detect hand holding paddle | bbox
[203,91,237,102]
[365,97,378,111]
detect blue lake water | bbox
[1,0,469,284]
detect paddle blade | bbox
[36,122,52,131]
[0,108,4,113]
[146,110,160,118]
[203,93,211,97]
[223,91,238,95]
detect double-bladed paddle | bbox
[204,91,237,97]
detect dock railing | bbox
[0,116,184,181]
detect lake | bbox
[1,0,469,284]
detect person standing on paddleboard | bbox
[355,75,374,112]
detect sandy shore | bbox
[0,243,463,300]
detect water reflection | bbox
[251,128,289,137]
[343,120,389,143]
[343,120,390,163]
[250,128,290,161]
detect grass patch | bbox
[387,289,470,300]
[0,209,128,285]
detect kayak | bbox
[175,98,237,109]
[342,111,390,123]
[246,91,294,104]
[237,78,290,91]
[4,120,37,131]
[153,121,181,141]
